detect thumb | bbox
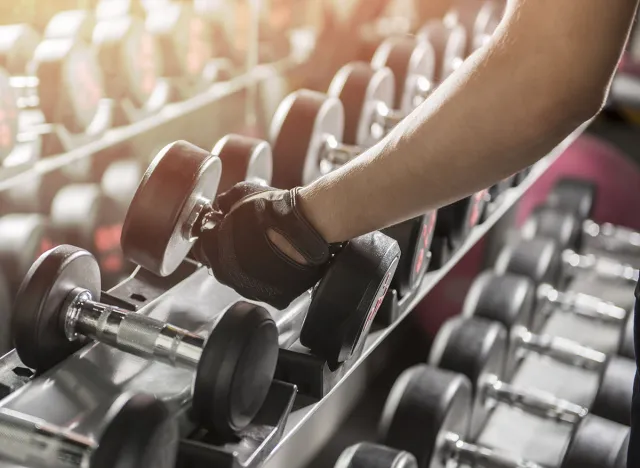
[214,182,273,213]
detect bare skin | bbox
[269,0,639,262]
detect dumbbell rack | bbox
[0,112,586,468]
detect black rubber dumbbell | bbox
[335,442,418,468]
[12,244,279,436]
[380,364,631,468]
[0,391,178,468]
[429,316,633,439]
[121,140,401,368]
[522,205,639,285]
[269,95,435,297]
[462,271,635,377]
[545,177,640,255]
[495,236,632,329]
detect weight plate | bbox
[328,62,395,147]
[122,141,222,276]
[495,236,564,287]
[561,415,630,468]
[0,69,18,163]
[1,169,72,215]
[417,21,467,83]
[0,269,11,355]
[546,177,596,220]
[214,134,273,193]
[300,231,400,368]
[522,205,583,251]
[270,89,344,188]
[101,159,145,215]
[617,312,635,359]
[335,443,418,468]
[44,10,95,42]
[50,184,127,287]
[193,301,278,436]
[0,213,52,299]
[445,0,502,54]
[382,211,436,297]
[0,24,41,75]
[34,38,105,133]
[372,37,435,115]
[93,393,178,468]
[146,3,211,79]
[380,364,471,468]
[12,245,101,372]
[429,316,507,440]
[434,189,488,248]
[94,17,161,107]
[591,356,634,426]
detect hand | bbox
[195,183,333,309]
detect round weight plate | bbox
[380,364,471,468]
[270,89,344,188]
[462,271,536,376]
[382,211,436,297]
[0,213,52,298]
[445,0,501,54]
[561,415,630,468]
[417,21,467,83]
[328,62,395,147]
[122,141,222,276]
[522,205,583,251]
[101,159,145,215]
[546,177,596,221]
[591,356,634,426]
[193,301,278,436]
[146,3,211,79]
[214,134,273,193]
[0,269,11,355]
[93,393,178,468]
[94,17,161,107]
[44,10,95,42]
[0,24,41,75]
[12,245,101,372]
[300,231,400,368]
[34,38,105,133]
[617,312,635,359]
[50,184,126,286]
[0,69,18,163]
[372,37,435,115]
[335,443,418,468]
[2,169,72,215]
[495,236,564,287]
[429,316,507,440]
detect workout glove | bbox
[195,182,333,309]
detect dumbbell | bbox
[0,391,177,468]
[445,0,505,53]
[495,236,632,327]
[44,8,163,118]
[522,205,639,284]
[335,443,418,468]
[0,269,11,355]
[380,364,630,468]
[121,139,400,367]
[542,176,640,254]
[269,93,434,297]
[416,21,467,84]
[370,37,436,117]
[0,24,41,76]
[462,271,635,378]
[12,244,279,436]
[429,316,633,438]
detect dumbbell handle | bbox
[65,289,205,369]
[583,219,640,252]
[0,408,92,468]
[375,102,404,132]
[538,283,627,323]
[443,432,544,468]
[562,249,640,283]
[9,76,40,109]
[322,135,363,166]
[517,330,607,371]
[483,376,588,425]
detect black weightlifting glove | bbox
[195,182,334,309]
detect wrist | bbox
[297,184,344,243]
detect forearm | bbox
[298,0,638,243]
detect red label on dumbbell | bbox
[468,189,488,229]
[94,223,124,273]
[0,85,17,151]
[367,264,396,323]
[414,211,437,276]
[37,237,55,259]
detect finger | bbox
[214,182,272,213]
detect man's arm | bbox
[297,0,639,243]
